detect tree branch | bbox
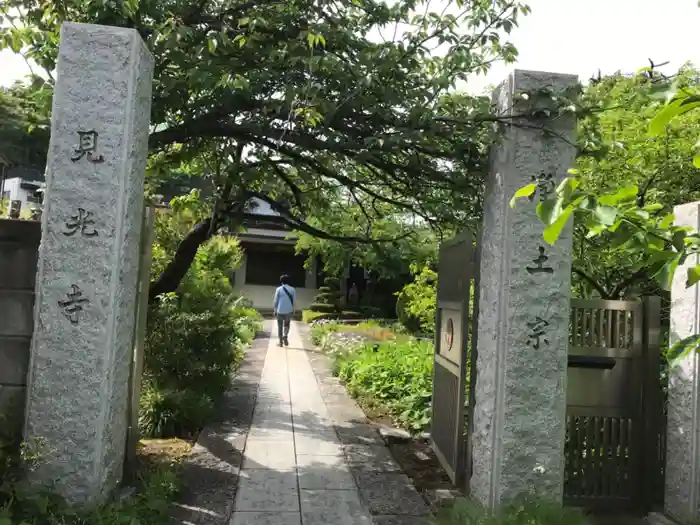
[572,266,610,299]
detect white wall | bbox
[1,177,41,211]
[234,284,317,311]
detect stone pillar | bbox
[470,70,577,510]
[24,22,153,504]
[665,202,700,524]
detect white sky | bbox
[1,0,699,93]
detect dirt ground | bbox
[131,437,194,480]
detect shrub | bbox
[303,310,336,323]
[141,192,262,439]
[335,338,434,432]
[358,305,383,318]
[309,302,338,313]
[396,265,436,334]
[434,497,590,525]
[324,277,341,291]
[395,291,422,333]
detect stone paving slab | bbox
[229,511,301,525]
[335,424,384,446]
[297,454,357,489]
[300,489,373,525]
[234,470,299,512]
[242,440,297,470]
[353,471,431,516]
[345,444,403,472]
[295,433,345,456]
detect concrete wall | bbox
[0,218,39,436]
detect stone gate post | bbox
[470,70,577,510]
[24,22,153,504]
[665,202,700,524]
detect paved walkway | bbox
[230,322,370,525]
[172,320,430,525]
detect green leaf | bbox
[543,205,574,245]
[650,96,700,136]
[594,205,617,226]
[672,230,687,252]
[207,37,218,53]
[668,334,700,368]
[555,176,579,200]
[688,265,700,287]
[693,153,700,169]
[509,184,536,208]
[598,185,638,205]
[653,253,681,291]
[536,198,559,225]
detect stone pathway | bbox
[172,320,430,525]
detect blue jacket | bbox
[273,285,296,315]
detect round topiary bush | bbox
[324,277,341,291]
[315,292,336,304]
[309,303,337,313]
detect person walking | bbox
[273,274,296,347]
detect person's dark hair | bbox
[280,274,290,285]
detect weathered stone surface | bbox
[299,489,372,525]
[665,202,700,524]
[335,424,383,446]
[296,454,356,489]
[345,444,401,472]
[23,22,153,504]
[353,471,429,516]
[378,425,411,444]
[471,70,577,509]
[234,470,299,512]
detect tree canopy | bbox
[0,79,50,168]
[513,65,700,299]
[0,0,529,296]
[565,66,700,299]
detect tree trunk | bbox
[148,218,215,301]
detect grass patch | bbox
[434,497,591,525]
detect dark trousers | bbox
[277,314,291,342]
